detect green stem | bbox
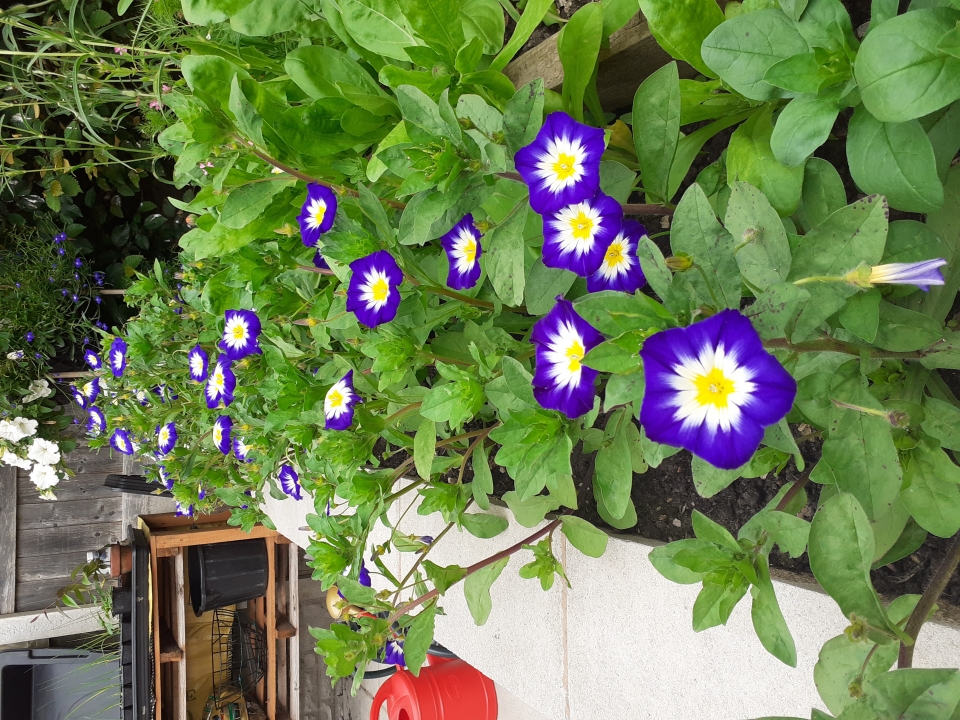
[763,336,945,361]
[419,351,472,367]
[402,273,496,310]
[385,402,421,426]
[390,519,459,606]
[692,263,722,308]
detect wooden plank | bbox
[287,543,300,720]
[150,535,163,720]
[0,466,17,613]
[16,522,120,558]
[17,471,120,504]
[277,548,288,712]
[276,617,297,640]
[153,523,278,550]
[121,493,176,539]
[16,550,93,582]
[266,536,277,720]
[140,510,231,531]
[156,546,180,558]
[14,578,66,612]
[174,550,187,720]
[17,497,121,530]
[159,621,183,663]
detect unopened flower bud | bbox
[741,227,758,243]
[848,681,864,700]
[665,255,693,271]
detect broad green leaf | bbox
[770,94,841,167]
[882,220,945,265]
[725,181,793,289]
[461,0,505,55]
[869,0,898,31]
[922,397,960,450]
[398,0,465,65]
[744,282,810,339]
[761,511,811,558]
[693,575,748,631]
[560,516,609,558]
[763,52,823,94]
[815,633,899,715]
[855,7,960,122]
[485,204,528,306]
[557,4,604,122]
[762,418,804,471]
[422,560,466,594]
[594,409,635,518]
[808,493,893,640]
[599,161,637,204]
[780,0,809,20]
[870,500,911,565]
[902,443,960,537]
[864,669,960,719]
[490,0,553,71]
[501,357,538,408]
[414,418,436,479]
[794,0,857,52]
[602,0,640,35]
[574,290,673,336]
[339,0,420,62]
[692,456,744,498]
[219,181,289,230]
[793,157,847,233]
[461,512,509,538]
[822,410,902,522]
[524,260,576,315]
[922,165,960,324]
[397,85,457,142]
[501,491,561,527]
[472,441,494,510]
[504,79,545,155]
[691,510,741,552]
[873,302,944,351]
[603,370,645,412]
[404,603,438,675]
[701,9,810,100]
[180,0,251,24]
[595,475,639,529]
[847,106,944,213]
[420,380,484,428]
[638,0,726,77]
[838,289,881,343]
[670,183,741,308]
[926,100,960,182]
[229,0,313,35]
[228,77,265,148]
[633,62,681,203]
[463,557,509,625]
[667,110,753,200]
[727,105,805,216]
[284,46,381,100]
[181,55,244,112]
[582,341,642,373]
[649,539,712,584]
[751,556,797,666]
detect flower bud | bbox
[665,254,693,271]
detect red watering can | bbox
[369,655,498,720]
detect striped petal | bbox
[219,309,262,360]
[325,370,360,431]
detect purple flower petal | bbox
[440,214,483,290]
[213,415,232,455]
[639,309,797,470]
[219,309,262,360]
[384,639,405,667]
[205,357,236,409]
[156,422,177,455]
[278,464,303,500]
[86,406,106,436]
[586,220,648,293]
[83,349,102,369]
[542,191,622,277]
[867,259,947,292]
[188,345,208,382]
[110,428,134,455]
[297,184,338,247]
[313,251,330,269]
[233,436,252,462]
[325,370,360,431]
[346,250,403,328]
[109,338,127,378]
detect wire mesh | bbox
[210,608,266,704]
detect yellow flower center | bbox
[463,239,477,264]
[214,372,224,390]
[159,429,169,443]
[314,205,326,225]
[552,152,577,181]
[569,211,595,241]
[604,241,625,268]
[232,325,246,340]
[328,389,343,408]
[693,367,735,409]
[371,277,389,302]
[213,426,222,444]
[566,340,585,373]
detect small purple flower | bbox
[514,111,605,214]
[588,220,648,293]
[70,384,89,409]
[297,184,338,247]
[74,258,83,268]
[71,294,80,303]
[188,345,208,382]
[157,465,173,491]
[640,309,797,470]
[234,436,252,462]
[57,247,66,256]
[278,464,303,500]
[530,297,604,418]
[542,191,623,277]
[324,370,360,431]
[205,356,236,409]
[93,271,105,286]
[109,338,127,377]
[863,259,948,292]
[440,214,483,290]
[61,289,69,296]
[95,296,102,305]
[156,422,177,455]
[86,406,106,436]
[53,232,66,244]
[110,428,134,455]
[175,502,194,517]
[25,332,34,343]
[213,415,232,455]
[358,561,371,587]
[14,282,20,289]
[313,251,330,270]
[346,251,403,328]
[219,309,262,360]
[384,639,405,667]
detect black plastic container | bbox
[188,539,268,616]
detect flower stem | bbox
[386,517,563,624]
[419,351,472,367]
[898,530,960,668]
[298,265,336,276]
[402,273,496,310]
[385,402,421,426]
[763,336,948,361]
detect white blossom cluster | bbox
[0,416,63,494]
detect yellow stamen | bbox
[693,367,735,409]
[463,239,477,264]
[371,278,389,302]
[314,204,326,225]
[328,389,343,408]
[232,325,246,340]
[604,241,625,267]
[552,152,577,181]
[569,211,594,241]
[566,340,585,373]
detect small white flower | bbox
[0,417,37,442]
[27,437,60,466]
[30,463,60,490]
[23,379,53,403]
[6,351,24,360]
[0,449,31,470]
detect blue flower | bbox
[83,350,101,370]
[587,220,648,293]
[863,259,947,291]
[25,332,34,343]
[93,271,105,286]
[358,560,371,587]
[640,309,797,470]
[188,345,208,382]
[384,639,405,667]
[94,296,102,305]
[213,415,232,455]
[542,191,622,277]
[82,378,101,404]
[175,502,194,517]
[205,357,236,409]
[440,214,483,290]
[219,309,262,361]
[157,465,173,491]
[297,184,338,247]
[514,112,605,215]
[109,338,127,377]
[71,384,88,409]
[110,428,134,455]
[530,297,604,418]
[278,464,303,500]
[325,370,360,431]
[156,422,177,455]
[233,436,252,462]
[346,250,403,328]
[53,232,66,244]
[313,251,330,270]
[74,258,83,268]
[57,247,65,256]
[87,407,106,436]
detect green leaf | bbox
[744,282,810,340]
[650,539,716,583]
[873,302,944,351]
[404,603,438,675]
[560,516,609,558]
[864,669,960,719]
[693,574,748,631]
[794,0,857,53]
[727,105,806,216]
[763,52,823,94]
[398,0,465,65]
[925,100,960,182]
[594,475,639,529]
[599,160,637,204]
[339,0,420,62]
[770,94,841,167]
[822,410,902,522]
[463,557,509,625]
[692,456,744,498]
[574,290,673,336]
[633,62,681,203]
[921,397,960,450]
[181,55,244,113]
[490,0,553,71]
[219,181,289,230]
[461,512,509,539]
[397,85,457,142]
[724,181,793,289]
[603,370,645,412]
[229,77,265,148]
[414,418,436,479]
[902,442,960,537]
[638,0,726,77]
[855,7,960,122]
[780,0,809,20]
[808,492,894,641]
[461,0,505,55]
[670,183,741,308]
[582,341,642,373]
[594,409,636,518]
[485,204,527,306]
[284,46,381,100]
[702,9,810,101]
[524,260,577,315]
[557,4,604,122]
[761,511,811,558]
[180,0,248,23]
[423,560,467,594]
[815,633,899,715]
[794,157,847,233]
[501,356,538,408]
[472,442,494,510]
[501,491,561,528]
[847,106,944,214]
[838,289,881,343]
[229,0,314,35]
[504,79,545,155]
[691,510,741,552]
[869,0,898,31]
[667,110,753,200]
[751,556,797,666]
